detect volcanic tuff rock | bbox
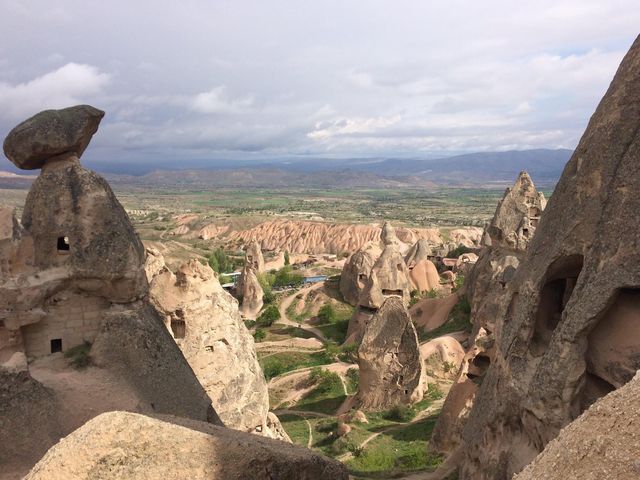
[514,372,640,480]
[24,412,348,480]
[339,241,381,306]
[237,264,264,318]
[408,258,441,293]
[0,106,218,477]
[226,219,480,255]
[148,256,288,440]
[245,240,265,272]
[456,35,640,479]
[431,171,542,455]
[356,297,424,410]
[3,105,104,170]
[404,239,434,268]
[485,170,546,251]
[358,241,412,310]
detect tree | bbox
[257,304,281,327]
[284,250,290,266]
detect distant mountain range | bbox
[0,149,572,189]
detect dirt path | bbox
[269,362,356,409]
[278,283,327,342]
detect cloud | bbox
[0,0,638,166]
[190,86,254,114]
[0,63,110,120]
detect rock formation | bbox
[245,240,265,272]
[432,170,545,455]
[404,238,433,268]
[225,219,481,255]
[345,223,412,343]
[420,335,466,381]
[339,241,381,306]
[408,258,441,293]
[24,412,348,480]
[237,264,264,318]
[514,372,640,480]
[235,239,266,318]
[486,171,546,251]
[356,297,424,410]
[0,106,218,476]
[148,255,288,440]
[454,36,640,479]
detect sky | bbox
[0,1,639,169]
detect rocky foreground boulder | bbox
[24,412,348,480]
[148,256,288,440]
[356,297,423,410]
[455,35,640,479]
[514,372,640,480]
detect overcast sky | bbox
[0,1,639,169]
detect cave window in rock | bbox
[531,255,584,354]
[382,289,403,297]
[57,236,70,253]
[396,263,403,272]
[358,274,367,282]
[578,288,640,413]
[50,338,62,353]
[171,319,186,339]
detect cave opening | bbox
[531,255,584,354]
[577,288,640,412]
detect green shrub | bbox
[317,304,336,323]
[262,358,286,378]
[244,319,256,329]
[64,341,92,369]
[257,305,281,327]
[309,367,342,394]
[208,248,237,274]
[284,250,290,266]
[384,404,416,422]
[253,328,266,342]
[273,266,304,288]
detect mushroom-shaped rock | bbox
[356,297,424,410]
[339,242,381,306]
[3,105,104,170]
[23,412,348,480]
[20,156,147,302]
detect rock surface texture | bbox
[339,241,381,306]
[3,105,105,170]
[456,36,640,479]
[431,170,545,455]
[356,297,424,410]
[24,412,348,480]
[237,264,264,318]
[148,256,288,440]
[514,372,640,480]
